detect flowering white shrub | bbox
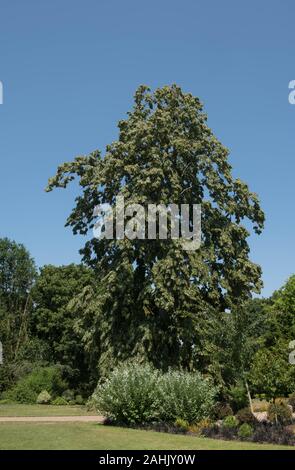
[157,370,217,423]
[36,390,52,404]
[92,363,217,425]
[92,363,160,424]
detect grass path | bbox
[0,404,97,417]
[0,415,103,422]
[0,422,294,450]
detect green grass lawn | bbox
[0,422,294,450]
[0,404,96,417]
[0,405,293,450]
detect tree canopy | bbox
[0,238,36,361]
[31,264,95,390]
[46,84,265,374]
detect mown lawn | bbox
[0,404,96,417]
[0,422,294,450]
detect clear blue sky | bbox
[0,0,294,297]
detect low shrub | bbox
[3,381,36,404]
[75,394,84,405]
[220,426,238,440]
[253,423,295,446]
[85,397,96,412]
[36,390,51,404]
[92,363,217,426]
[52,396,68,406]
[238,423,253,439]
[202,421,237,441]
[236,407,257,425]
[157,370,217,424]
[213,402,233,420]
[62,389,75,402]
[143,421,186,435]
[267,402,293,425]
[229,383,248,412]
[199,423,220,439]
[222,415,239,429]
[252,399,269,412]
[174,418,189,432]
[187,424,199,434]
[92,363,160,425]
[188,418,213,435]
[203,420,295,446]
[2,366,68,404]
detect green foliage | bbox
[188,418,213,435]
[92,363,160,425]
[222,415,239,429]
[229,382,248,412]
[0,238,36,366]
[268,275,295,342]
[31,264,95,389]
[214,402,233,419]
[157,370,217,424]
[52,396,68,406]
[174,418,189,431]
[6,85,295,410]
[2,366,68,404]
[229,305,266,378]
[62,389,75,402]
[267,402,293,425]
[75,394,84,405]
[235,407,257,425]
[0,238,36,302]
[36,390,51,404]
[47,84,264,375]
[249,344,295,400]
[92,363,217,425]
[238,423,253,439]
[0,337,51,395]
[205,298,271,401]
[3,381,36,404]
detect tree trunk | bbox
[244,375,254,414]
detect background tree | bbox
[47,84,264,376]
[31,264,95,392]
[226,300,268,411]
[0,238,37,391]
[245,277,295,403]
[0,238,36,361]
[249,341,295,401]
[265,275,295,345]
[199,298,268,407]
